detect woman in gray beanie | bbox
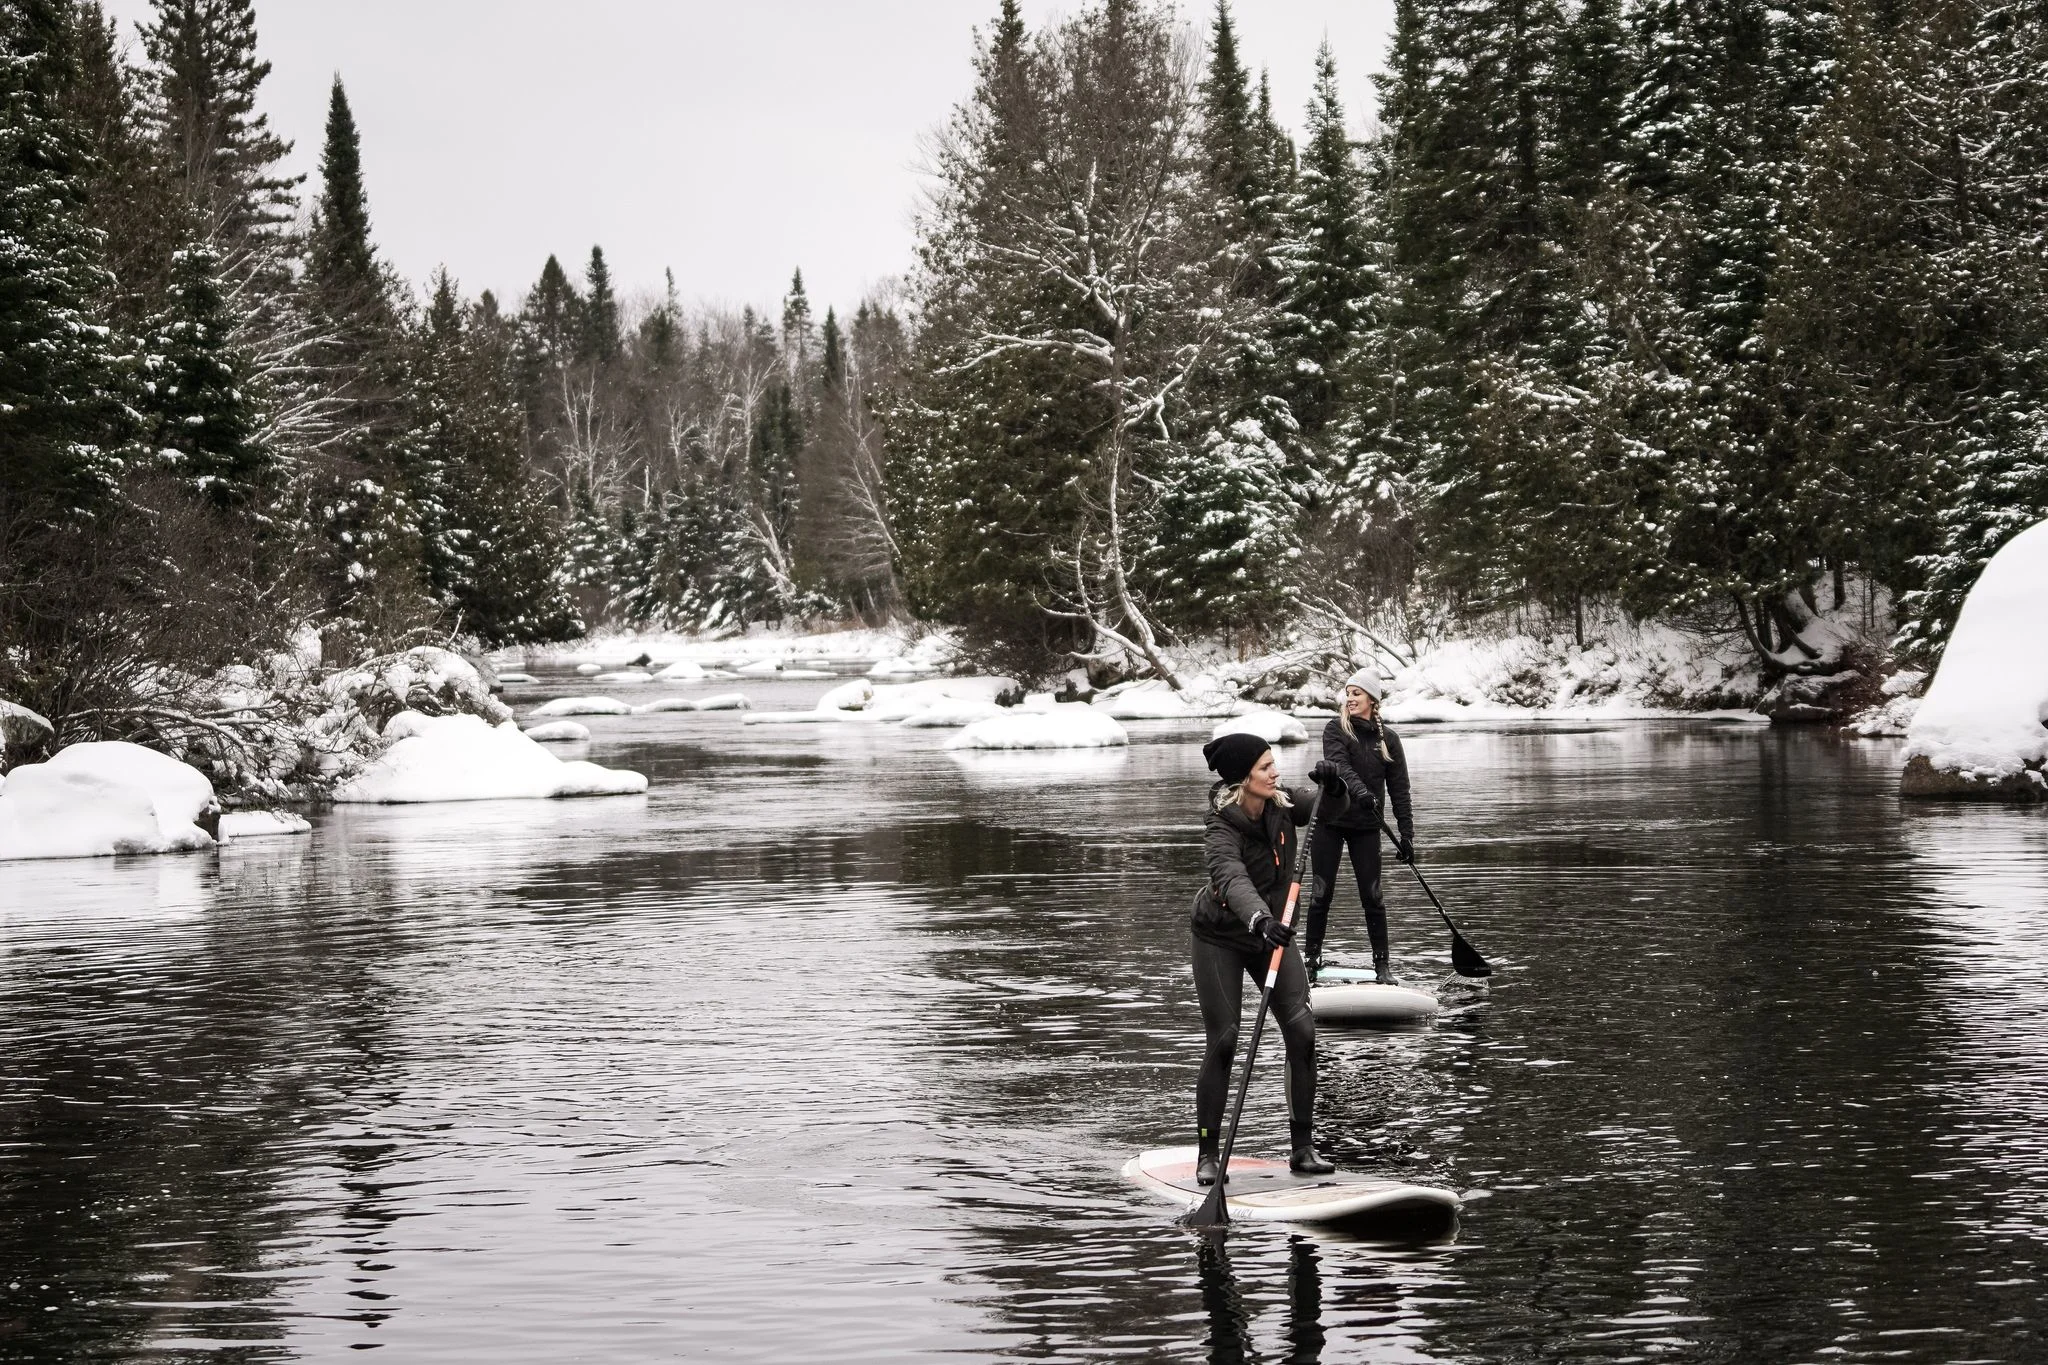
[1304,665,1414,983]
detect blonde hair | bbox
[1216,780,1293,811]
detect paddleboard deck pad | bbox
[1124,1146,1461,1232]
[1309,974,1441,1024]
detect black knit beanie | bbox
[1202,731,1272,785]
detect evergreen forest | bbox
[4,0,2046,747]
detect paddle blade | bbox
[1183,1179,1230,1230]
[1450,931,1493,978]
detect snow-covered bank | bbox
[1902,519,2048,800]
[507,624,955,679]
[947,706,1128,750]
[333,713,646,803]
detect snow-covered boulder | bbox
[817,679,876,712]
[0,701,54,766]
[1902,520,2048,800]
[946,705,1129,750]
[333,713,646,803]
[575,663,603,676]
[868,656,927,678]
[530,696,633,718]
[735,658,784,677]
[0,741,219,861]
[1093,680,1241,720]
[592,671,656,685]
[695,693,751,711]
[1211,708,1310,746]
[654,659,707,681]
[900,700,1005,729]
[496,671,536,685]
[523,721,592,742]
[740,710,848,726]
[867,677,1018,723]
[632,698,698,714]
[220,810,311,840]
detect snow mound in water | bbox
[1094,680,1241,720]
[946,705,1129,750]
[654,659,706,681]
[333,713,646,803]
[632,698,697,714]
[817,679,876,712]
[0,741,220,860]
[220,810,310,840]
[523,720,592,742]
[866,677,1017,722]
[740,710,847,726]
[901,700,1005,729]
[530,696,633,717]
[1211,708,1310,745]
[592,671,655,685]
[695,693,751,711]
[496,671,536,684]
[1904,518,2048,791]
[575,662,602,676]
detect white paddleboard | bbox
[1123,1146,1461,1231]
[1309,970,1441,1024]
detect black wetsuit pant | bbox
[1304,824,1386,962]
[1192,934,1317,1150]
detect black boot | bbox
[1196,1149,1227,1186]
[1289,1143,1335,1176]
[1373,952,1397,986]
[1304,948,1323,982]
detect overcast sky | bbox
[98,1,1396,316]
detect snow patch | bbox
[654,660,706,681]
[592,671,656,685]
[817,679,876,712]
[530,696,633,718]
[575,663,602,676]
[739,710,848,726]
[900,701,1005,729]
[332,713,646,803]
[1094,680,1241,720]
[946,706,1129,750]
[1904,518,2048,787]
[523,721,592,742]
[695,693,751,711]
[631,698,698,714]
[220,810,310,840]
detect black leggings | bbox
[1192,934,1317,1148]
[1305,824,1386,961]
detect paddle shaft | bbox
[1195,793,1323,1226]
[1377,813,1493,977]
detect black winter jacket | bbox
[1191,782,1319,947]
[1320,717,1413,839]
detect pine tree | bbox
[61,3,183,316]
[780,267,813,382]
[639,267,680,369]
[139,241,263,506]
[138,0,296,246]
[579,244,619,364]
[1197,1,1261,228]
[0,0,130,518]
[820,306,844,390]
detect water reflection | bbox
[2,708,2045,1361]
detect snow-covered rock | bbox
[654,660,707,681]
[220,810,311,840]
[735,658,784,677]
[817,679,876,712]
[946,705,1129,750]
[0,701,54,765]
[593,671,656,685]
[0,742,219,861]
[1211,708,1310,746]
[632,698,698,714]
[496,671,536,684]
[900,700,1005,729]
[868,657,928,677]
[333,713,646,803]
[696,692,751,711]
[739,710,848,726]
[530,696,633,718]
[523,721,592,742]
[575,663,603,676]
[866,677,1018,723]
[1093,680,1240,720]
[1902,519,2048,799]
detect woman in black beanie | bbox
[1187,730,1332,1186]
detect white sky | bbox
[98,1,1396,316]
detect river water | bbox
[3,675,2046,1363]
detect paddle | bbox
[1379,815,1492,978]
[1186,790,1324,1231]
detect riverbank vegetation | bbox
[3,0,2045,786]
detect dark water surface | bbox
[4,680,2047,1362]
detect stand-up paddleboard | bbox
[1310,968,1441,1024]
[1124,1147,1461,1233]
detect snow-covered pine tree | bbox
[139,241,264,507]
[0,0,130,519]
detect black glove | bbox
[1251,913,1295,949]
[1395,835,1417,864]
